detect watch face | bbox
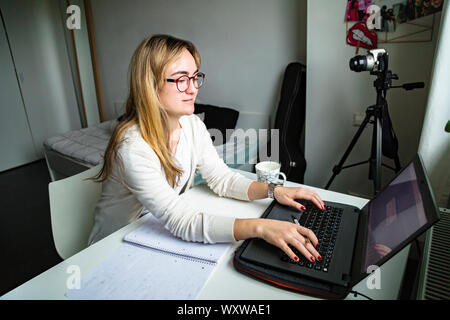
[268,183,276,199]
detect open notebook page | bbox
[66,243,214,300]
[124,215,231,263]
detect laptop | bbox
[233,153,440,299]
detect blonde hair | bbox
[93,34,201,187]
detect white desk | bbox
[1,170,410,300]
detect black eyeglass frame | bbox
[166,72,205,92]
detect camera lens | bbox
[349,55,368,72]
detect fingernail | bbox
[318,256,322,262]
[301,205,306,211]
[294,256,299,261]
[316,243,320,249]
[310,256,315,262]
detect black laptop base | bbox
[233,237,351,299]
[233,200,357,299]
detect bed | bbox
[43,104,264,185]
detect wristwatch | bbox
[268,182,283,199]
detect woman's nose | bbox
[185,80,198,94]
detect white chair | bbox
[49,165,102,260]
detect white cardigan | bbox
[88,114,254,245]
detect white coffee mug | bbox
[255,161,286,185]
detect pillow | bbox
[196,112,205,122]
[194,103,239,145]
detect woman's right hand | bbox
[234,218,322,263]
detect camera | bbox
[327,48,424,194]
[349,49,387,73]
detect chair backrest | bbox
[49,165,102,260]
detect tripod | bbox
[325,60,424,196]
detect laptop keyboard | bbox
[280,201,343,272]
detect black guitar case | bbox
[261,62,307,184]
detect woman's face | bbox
[159,48,199,120]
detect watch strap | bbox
[268,183,280,199]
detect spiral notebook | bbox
[66,215,231,300]
[65,243,217,300]
[123,215,231,264]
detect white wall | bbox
[419,0,450,208]
[306,0,441,196]
[89,0,307,130]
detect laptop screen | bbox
[362,162,428,272]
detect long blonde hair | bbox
[93,34,201,187]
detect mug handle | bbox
[278,172,287,185]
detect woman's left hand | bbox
[274,186,325,211]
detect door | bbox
[0,0,82,157]
[0,13,38,171]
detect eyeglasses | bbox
[166,72,205,92]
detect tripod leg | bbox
[368,110,382,195]
[325,113,372,189]
[394,153,401,172]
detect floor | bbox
[0,159,62,296]
[0,159,422,299]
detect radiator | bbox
[417,208,450,300]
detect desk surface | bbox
[1,170,410,300]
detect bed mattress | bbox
[44,120,260,182]
[44,120,117,167]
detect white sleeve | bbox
[117,141,238,243]
[195,118,254,201]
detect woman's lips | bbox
[182,98,194,103]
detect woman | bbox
[88,34,325,263]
